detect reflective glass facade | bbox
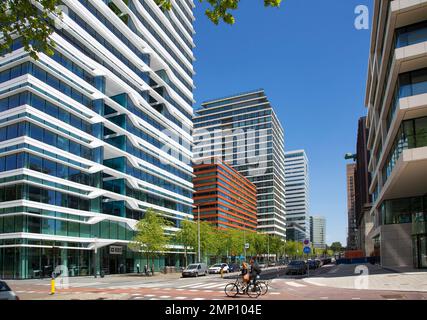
[0,0,195,278]
[193,90,286,238]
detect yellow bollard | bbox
[50,278,55,295]
[220,268,224,278]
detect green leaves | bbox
[155,0,282,25]
[0,0,61,60]
[129,208,172,257]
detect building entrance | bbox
[413,235,427,268]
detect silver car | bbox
[0,281,19,300]
[182,263,208,277]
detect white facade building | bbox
[0,0,195,279]
[193,90,287,238]
[284,150,309,242]
[310,216,326,249]
[364,0,427,268]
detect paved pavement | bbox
[303,263,427,292]
[5,264,427,300]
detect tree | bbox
[268,235,285,260]
[0,0,60,60]
[173,219,197,266]
[330,242,343,253]
[129,208,172,273]
[1,1,282,60]
[155,0,282,25]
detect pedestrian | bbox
[136,263,140,274]
[151,263,154,276]
[144,264,148,276]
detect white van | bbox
[182,263,208,277]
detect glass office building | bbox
[364,1,427,268]
[284,150,309,242]
[0,0,195,279]
[193,90,286,238]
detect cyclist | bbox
[249,257,261,290]
[241,262,249,283]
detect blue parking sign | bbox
[303,247,311,254]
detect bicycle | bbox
[224,277,261,298]
[256,279,271,295]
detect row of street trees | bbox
[129,209,332,267]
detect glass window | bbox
[43,130,56,146]
[5,154,17,171]
[56,163,68,179]
[45,103,58,118]
[0,127,6,141]
[57,135,69,152]
[0,156,5,172]
[29,124,43,141]
[28,185,40,202]
[6,124,18,139]
[28,154,42,171]
[415,117,427,147]
[42,158,56,176]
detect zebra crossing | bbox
[105,281,228,292]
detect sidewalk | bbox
[303,263,427,292]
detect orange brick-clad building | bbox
[193,158,257,232]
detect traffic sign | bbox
[245,243,250,249]
[303,239,310,247]
[303,247,311,254]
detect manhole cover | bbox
[381,294,405,299]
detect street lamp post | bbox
[197,205,201,263]
[243,230,246,260]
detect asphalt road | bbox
[5,265,427,300]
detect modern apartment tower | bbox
[310,216,326,249]
[193,90,287,238]
[354,117,373,256]
[0,0,195,279]
[284,150,309,242]
[193,158,258,232]
[365,0,427,268]
[346,163,357,250]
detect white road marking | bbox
[191,282,222,289]
[352,298,361,300]
[285,281,306,288]
[189,289,199,292]
[159,296,171,299]
[179,283,205,288]
[270,292,280,295]
[144,294,156,297]
[203,283,227,289]
[193,298,205,300]
[175,297,187,300]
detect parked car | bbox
[181,263,208,277]
[0,280,19,300]
[285,260,307,275]
[208,263,229,274]
[228,263,240,272]
[258,263,267,269]
[307,259,317,270]
[315,259,322,268]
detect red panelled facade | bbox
[193,159,257,232]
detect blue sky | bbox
[192,0,373,245]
